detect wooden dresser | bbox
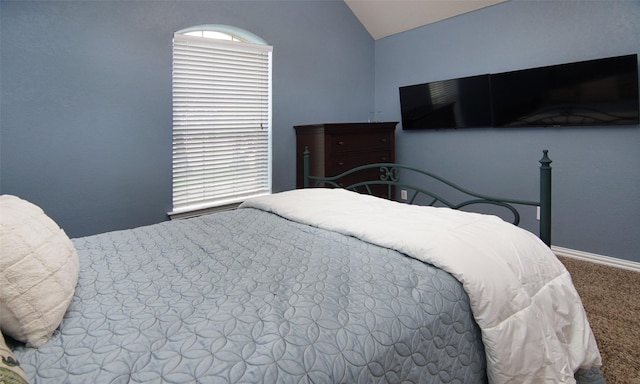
[294,122,397,191]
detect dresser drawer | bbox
[328,133,392,153]
[328,151,392,175]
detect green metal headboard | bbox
[303,149,552,247]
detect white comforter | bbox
[241,188,602,384]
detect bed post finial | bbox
[303,146,310,188]
[539,150,552,247]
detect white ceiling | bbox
[344,0,508,40]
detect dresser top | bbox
[294,122,397,133]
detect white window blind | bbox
[172,33,273,214]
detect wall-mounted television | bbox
[399,54,639,130]
[491,54,639,127]
[399,75,492,130]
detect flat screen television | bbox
[399,54,639,129]
[399,74,492,130]
[491,54,639,127]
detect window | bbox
[171,25,273,215]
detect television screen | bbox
[399,74,492,130]
[491,54,639,127]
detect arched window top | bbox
[175,24,268,45]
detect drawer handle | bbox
[380,157,388,161]
[380,138,387,143]
[337,162,345,167]
[337,140,345,145]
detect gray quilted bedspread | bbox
[14,208,487,383]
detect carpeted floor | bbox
[558,256,640,384]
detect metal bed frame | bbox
[303,149,552,246]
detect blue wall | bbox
[0,0,374,237]
[375,0,640,262]
[2,0,639,263]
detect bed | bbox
[1,150,605,384]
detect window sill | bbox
[168,202,241,220]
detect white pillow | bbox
[0,195,79,347]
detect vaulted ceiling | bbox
[344,0,508,40]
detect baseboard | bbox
[552,246,640,273]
